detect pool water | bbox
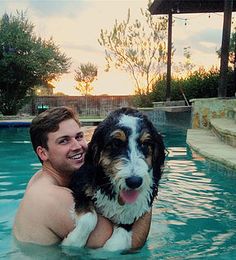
[0,125,236,259]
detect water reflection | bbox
[0,126,236,259]
[148,142,236,259]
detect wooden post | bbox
[166,11,172,101]
[218,0,233,97]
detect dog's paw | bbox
[103,227,132,251]
[62,211,97,247]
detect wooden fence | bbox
[20,95,134,116]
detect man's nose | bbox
[71,138,82,149]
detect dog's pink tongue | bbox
[120,190,139,204]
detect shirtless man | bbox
[13,106,151,249]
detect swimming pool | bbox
[0,125,236,259]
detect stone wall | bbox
[191,98,236,128]
[18,95,192,128]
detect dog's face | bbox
[85,107,165,205]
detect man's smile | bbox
[68,152,84,161]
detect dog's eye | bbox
[140,141,152,155]
[112,138,124,148]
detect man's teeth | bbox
[70,154,82,159]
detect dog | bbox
[62,107,165,251]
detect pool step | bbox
[227,107,236,122]
[210,118,236,147]
[186,128,236,171]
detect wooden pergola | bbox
[149,0,236,100]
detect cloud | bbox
[29,0,87,18]
[172,13,224,67]
[62,42,103,54]
[0,0,31,18]
[175,28,222,54]
[189,29,222,45]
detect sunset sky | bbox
[1,0,235,95]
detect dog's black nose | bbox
[125,176,143,189]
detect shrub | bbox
[144,67,235,107]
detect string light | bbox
[173,16,189,26]
[172,12,228,27]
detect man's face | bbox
[45,118,88,175]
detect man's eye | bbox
[59,139,68,144]
[76,133,84,141]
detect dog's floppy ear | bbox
[85,141,100,165]
[142,114,165,182]
[84,123,105,166]
[152,127,166,184]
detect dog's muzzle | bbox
[118,176,143,205]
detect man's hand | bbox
[85,210,152,250]
[131,210,152,250]
[86,215,113,248]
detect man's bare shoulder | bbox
[25,175,74,211]
[14,172,76,244]
[21,175,75,238]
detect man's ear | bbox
[36,146,49,162]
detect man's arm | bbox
[47,187,113,248]
[86,215,113,248]
[87,209,152,250]
[101,210,152,251]
[131,210,152,249]
[49,187,150,249]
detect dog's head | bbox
[85,107,165,205]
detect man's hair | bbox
[30,106,80,154]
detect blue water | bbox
[0,125,236,259]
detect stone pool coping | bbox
[187,129,236,171]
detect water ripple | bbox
[0,128,236,259]
[148,144,236,258]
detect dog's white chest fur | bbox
[93,189,151,224]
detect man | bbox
[13,106,151,249]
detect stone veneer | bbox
[190,98,236,129]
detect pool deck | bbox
[187,118,236,171]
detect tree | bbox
[174,46,195,77]
[217,31,236,68]
[0,11,71,115]
[216,17,236,69]
[217,30,236,95]
[74,62,98,111]
[98,6,168,96]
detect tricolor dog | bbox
[62,107,165,251]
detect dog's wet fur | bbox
[63,107,165,250]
